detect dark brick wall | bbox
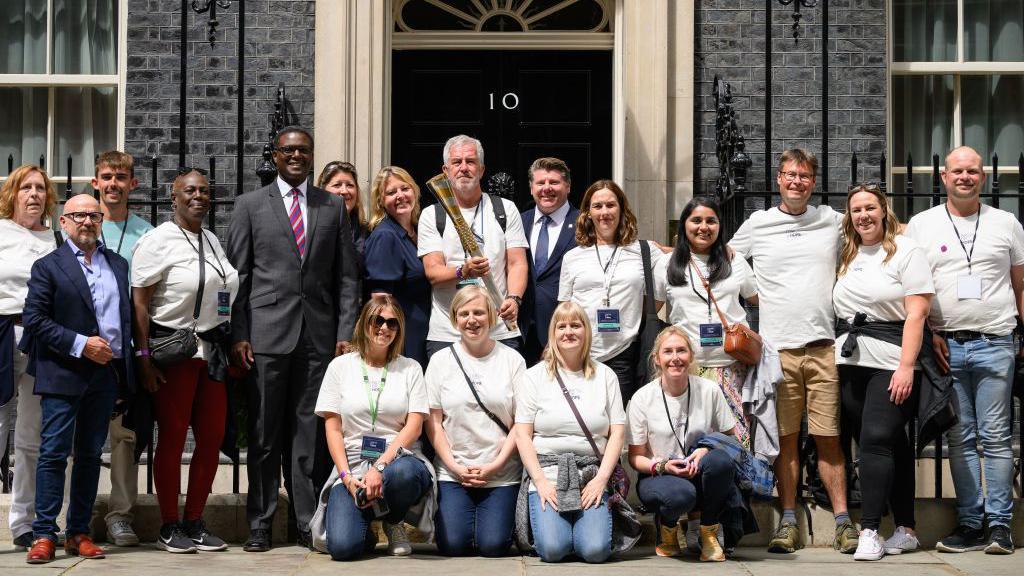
[694,0,887,212]
[124,0,315,235]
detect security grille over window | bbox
[394,0,611,32]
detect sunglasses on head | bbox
[369,315,400,331]
[848,182,881,193]
[177,166,208,176]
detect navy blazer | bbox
[19,241,135,397]
[521,205,580,348]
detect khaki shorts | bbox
[776,345,840,437]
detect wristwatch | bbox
[374,461,388,473]
[507,295,523,307]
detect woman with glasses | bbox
[626,326,738,562]
[833,184,933,561]
[364,166,430,367]
[315,296,433,560]
[425,285,525,557]
[130,168,239,553]
[0,165,59,550]
[317,161,369,276]
[514,301,629,563]
[558,180,665,404]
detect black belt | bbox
[1,314,21,326]
[940,330,1004,343]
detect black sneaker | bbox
[13,531,34,551]
[243,528,272,552]
[936,524,986,553]
[985,525,1015,555]
[183,518,228,552]
[157,522,198,554]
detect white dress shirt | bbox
[276,176,308,236]
[529,201,571,265]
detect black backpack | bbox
[433,193,507,237]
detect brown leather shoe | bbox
[26,538,56,564]
[65,534,106,559]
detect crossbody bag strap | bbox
[193,229,206,324]
[449,347,510,435]
[689,261,730,328]
[553,369,602,458]
[639,240,657,316]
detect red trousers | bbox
[153,359,227,523]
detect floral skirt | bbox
[695,362,751,451]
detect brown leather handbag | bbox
[690,262,762,365]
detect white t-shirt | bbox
[833,236,935,370]
[626,376,737,457]
[728,205,843,349]
[558,240,665,361]
[0,219,56,316]
[515,361,626,487]
[315,353,429,469]
[417,195,529,342]
[425,342,525,486]
[904,203,1024,334]
[654,253,758,368]
[131,222,240,359]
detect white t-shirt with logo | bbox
[904,203,1024,334]
[131,222,240,360]
[0,218,56,316]
[728,205,843,350]
[833,236,935,370]
[558,241,665,361]
[425,342,526,487]
[515,361,626,487]
[626,375,737,457]
[654,253,758,368]
[417,195,529,342]
[314,353,429,469]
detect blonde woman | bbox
[425,285,525,556]
[626,326,737,561]
[317,161,368,272]
[514,301,628,563]
[364,166,429,367]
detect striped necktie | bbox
[288,188,305,257]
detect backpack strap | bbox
[435,203,447,237]
[434,193,508,237]
[489,193,507,233]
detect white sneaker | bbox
[107,519,140,547]
[884,526,920,555]
[383,521,412,556]
[853,528,885,561]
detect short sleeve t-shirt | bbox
[102,213,153,265]
[0,218,56,316]
[558,240,665,361]
[515,361,626,486]
[425,342,525,486]
[130,222,240,359]
[626,376,736,457]
[904,204,1024,334]
[833,236,935,370]
[417,195,529,342]
[728,204,843,350]
[654,253,758,368]
[315,353,429,469]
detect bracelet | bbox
[650,458,662,476]
[339,469,349,482]
[455,265,464,280]
[135,348,150,358]
[655,460,668,475]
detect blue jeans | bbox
[945,334,1015,529]
[527,491,612,563]
[32,386,117,541]
[636,448,735,526]
[325,456,431,560]
[435,481,518,557]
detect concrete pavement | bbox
[1,542,1022,576]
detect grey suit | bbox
[227,181,360,533]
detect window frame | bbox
[0,0,127,184]
[887,0,1024,184]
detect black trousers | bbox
[246,326,330,532]
[603,339,640,406]
[839,364,919,530]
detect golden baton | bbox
[426,173,517,331]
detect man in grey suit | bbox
[227,126,360,552]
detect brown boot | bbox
[700,524,725,562]
[656,523,681,557]
[26,538,56,564]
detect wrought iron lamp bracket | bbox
[191,0,232,45]
[778,0,817,42]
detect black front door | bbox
[390,49,613,211]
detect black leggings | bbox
[839,365,918,530]
[603,339,640,406]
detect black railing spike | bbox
[992,153,1000,208]
[150,156,159,224]
[39,155,45,170]
[7,154,12,174]
[67,156,77,200]
[208,155,217,231]
[1019,153,1024,196]
[879,152,887,194]
[932,154,941,207]
[851,152,858,185]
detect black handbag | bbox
[637,240,668,385]
[149,228,205,367]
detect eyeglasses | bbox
[177,166,208,176]
[63,211,104,224]
[780,171,814,182]
[275,146,313,156]
[369,315,400,331]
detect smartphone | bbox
[355,487,390,518]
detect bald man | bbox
[19,193,134,563]
[904,146,1022,555]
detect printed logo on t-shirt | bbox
[958,233,975,251]
[786,228,802,238]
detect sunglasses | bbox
[848,182,882,192]
[369,315,400,331]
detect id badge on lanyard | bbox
[699,323,724,347]
[595,245,621,332]
[361,362,389,460]
[217,288,231,316]
[597,308,621,332]
[946,205,982,300]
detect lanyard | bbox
[944,205,980,274]
[594,244,621,307]
[101,219,129,255]
[361,360,389,431]
[176,224,227,286]
[661,377,692,456]
[687,262,713,322]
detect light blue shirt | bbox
[101,213,153,265]
[68,240,124,359]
